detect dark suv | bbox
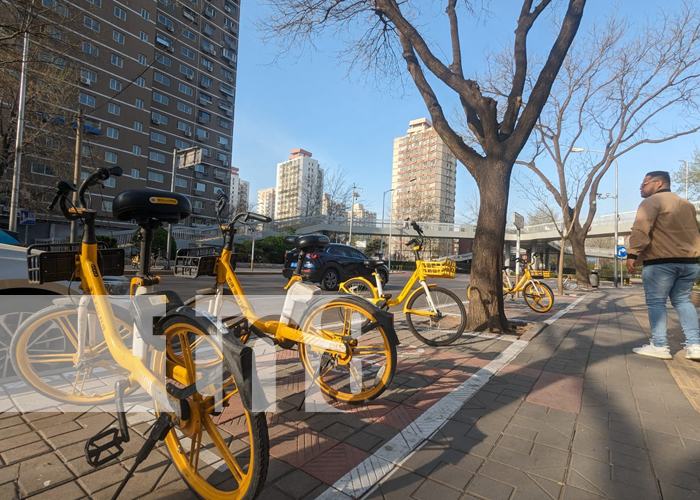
[283,240,389,291]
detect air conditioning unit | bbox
[80,76,92,86]
[227,77,233,83]
[186,74,193,80]
[151,118,161,125]
[184,131,192,137]
[167,46,174,52]
[222,159,229,166]
[167,25,175,32]
[224,6,231,12]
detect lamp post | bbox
[379,187,395,258]
[386,177,417,271]
[572,147,619,287]
[680,159,689,199]
[348,183,362,244]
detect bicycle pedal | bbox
[85,428,126,468]
[222,315,250,339]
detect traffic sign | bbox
[617,246,627,258]
[19,210,35,226]
[513,212,524,230]
[249,231,263,240]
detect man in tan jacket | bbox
[627,171,700,360]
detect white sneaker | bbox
[686,344,700,361]
[633,343,672,359]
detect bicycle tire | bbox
[523,282,554,313]
[405,287,467,346]
[152,257,166,270]
[154,315,269,500]
[467,280,511,300]
[10,304,135,404]
[564,279,579,290]
[298,297,396,404]
[341,277,379,301]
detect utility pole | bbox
[8,31,30,234]
[680,159,689,199]
[348,183,361,245]
[166,148,178,269]
[70,109,84,243]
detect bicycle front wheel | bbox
[10,304,134,404]
[155,316,268,500]
[405,286,467,346]
[523,282,554,313]
[341,278,378,301]
[152,256,166,270]
[298,298,396,404]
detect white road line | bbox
[316,295,586,500]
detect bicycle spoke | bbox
[201,413,245,484]
[351,345,388,356]
[189,427,203,471]
[55,317,80,350]
[348,363,368,392]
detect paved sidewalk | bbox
[2,287,699,499]
[366,287,700,500]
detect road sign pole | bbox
[250,237,255,271]
[166,148,177,270]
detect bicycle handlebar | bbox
[49,167,122,221]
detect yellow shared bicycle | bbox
[467,256,554,313]
[340,221,466,346]
[11,168,269,500]
[175,194,398,405]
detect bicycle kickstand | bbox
[110,413,173,500]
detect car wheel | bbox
[320,268,340,291]
[377,269,388,284]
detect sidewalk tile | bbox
[17,452,75,497]
[300,442,369,484]
[411,478,461,500]
[274,469,322,499]
[526,372,584,414]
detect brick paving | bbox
[3,287,700,500]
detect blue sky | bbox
[231,1,699,222]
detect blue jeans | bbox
[642,263,700,347]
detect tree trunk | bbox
[569,226,591,286]
[466,162,511,333]
[556,236,566,296]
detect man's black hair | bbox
[645,170,671,186]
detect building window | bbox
[175,139,190,149]
[135,98,144,109]
[181,47,195,60]
[108,103,121,116]
[31,162,54,176]
[134,121,143,132]
[218,117,231,129]
[202,39,215,55]
[224,2,237,14]
[179,64,194,78]
[149,153,165,164]
[105,151,118,164]
[82,145,92,157]
[194,182,206,192]
[140,31,148,42]
[203,23,215,37]
[157,14,174,30]
[201,58,213,72]
[200,75,212,88]
[114,6,127,20]
[179,83,193,96]
[220,67,233,80]
[204,6,216,18]
[177,102,192,114]
[158,0,174,9]
[106,127,119,139]
[133,145,141,156]
[104,177,116,188]
[154,72,170,86]
[153,92,169,105]
[177,121,192,133]
[151,131,167,144]
[82,41,99,56]
[131,168,140,178]
[151,111,168,124]
[155,54,171,67]
[197,111,211,123]
[182,28,196,41]
[141,8,150,19]
[80,68,97,83]
[148,171,165,181]
[198,92,212,105]
[175,177,187,188]
[102,201,113,213]
[136,77,146,88]
[84,16,100,32]
[113,30,125,44]
[111,54,124,68]
[109,78,122,91]
[79,93,95,107]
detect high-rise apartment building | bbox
[347,203,376,223]
[9,0,241,228]
[275,149,324,220]
[229,167,249,214]
[257,187,276,219]
[321,193,345,217]
[391,118,457,223]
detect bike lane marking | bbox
[316,294,587,500]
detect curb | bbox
[518,321,548,341]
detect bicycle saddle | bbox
[291,234,329,251]
[112,189,192,224]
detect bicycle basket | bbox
[27,243,124,284]
[173,246,220,278]
[530,270,551,279]
[418,259,456,278]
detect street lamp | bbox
[379,187,394,258]
[387,177,417,271]
[680,159,689,199]
[348,183,362,244]
[571,147,619,287]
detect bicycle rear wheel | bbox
[523,282,554,313]
[298,297,396,404]
[405,286,466,346]
[152,256,166,270]
[341,278,378,301]
[10,304,134,404]
[155,316,268,500]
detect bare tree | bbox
[321,166,352,218]
[299,168,324,218]
[260,0,586,331]
[490,5,700,287]
[673,148,700,201]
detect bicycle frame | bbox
[371,265,439,316]
[503,265,540,294]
